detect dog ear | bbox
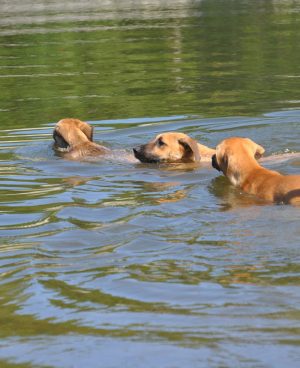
[178,137,201,162]
[212,154,221,171]
[81,123,94,142]
[254,143,265,160]
[216,150,240,185]
[217,153,229,174]
[245,138,265,160]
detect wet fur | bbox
[212,137,300,205]
[53,118,109,160]
[133,132,215,163]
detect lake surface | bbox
[0,1,300,367]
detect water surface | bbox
[0,1,300,367]
[1,0,300,128]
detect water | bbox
[0,1,300,367]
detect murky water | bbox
[0,1,300,367]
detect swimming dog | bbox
[53,118,109,160]
[133,132,215,164]
[212,137,300,204]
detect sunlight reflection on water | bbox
[0,0,300,367]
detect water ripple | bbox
[0,112,299,368]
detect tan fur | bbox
[133,132,215,163]
[53,118,109,160]
[212,137,300,205]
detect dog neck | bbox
[229,154,281,190]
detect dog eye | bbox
[157,139,166,147]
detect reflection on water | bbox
[0,1,300,367]
[1,112,300,368]
[1,0,300,129]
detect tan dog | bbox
[53,118,109,160]
[212,137,300,204]
[133,132,215,163]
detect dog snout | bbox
[133,146,142,155]
[133,145,159,163]
[212,154,221,171]
[133,145,144,160]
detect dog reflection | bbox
[208,176,270,210]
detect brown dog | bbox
[212,137,300,204]
[53,118,109,160]
[133,132,215,163]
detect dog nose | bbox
[133,145,142,153]
[133,147,141,158]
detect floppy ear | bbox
[220,153,229,173]
[246,138,265,160]
[80,123,94,142]
[254,143,265,160]
[178,137,201,162]
[212,154,221,171]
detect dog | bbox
[212,137,300,204]
[53,118,109,160]
[133,132,215,164]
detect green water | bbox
[0,1,300,367]
[1,0,300,128]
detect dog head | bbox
[53,118,94,151]
[212,137,265,185]
[133,132,201,163]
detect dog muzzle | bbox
[212,154,221,171]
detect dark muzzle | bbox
[133,146,159,164]
[53,130,70,151]
[212,154,221,171]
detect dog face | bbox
[53,118,94,151]
[133,132,201,163]
[212,137,265,185]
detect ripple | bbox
[0,72,99,78]
[0,112,299,368]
